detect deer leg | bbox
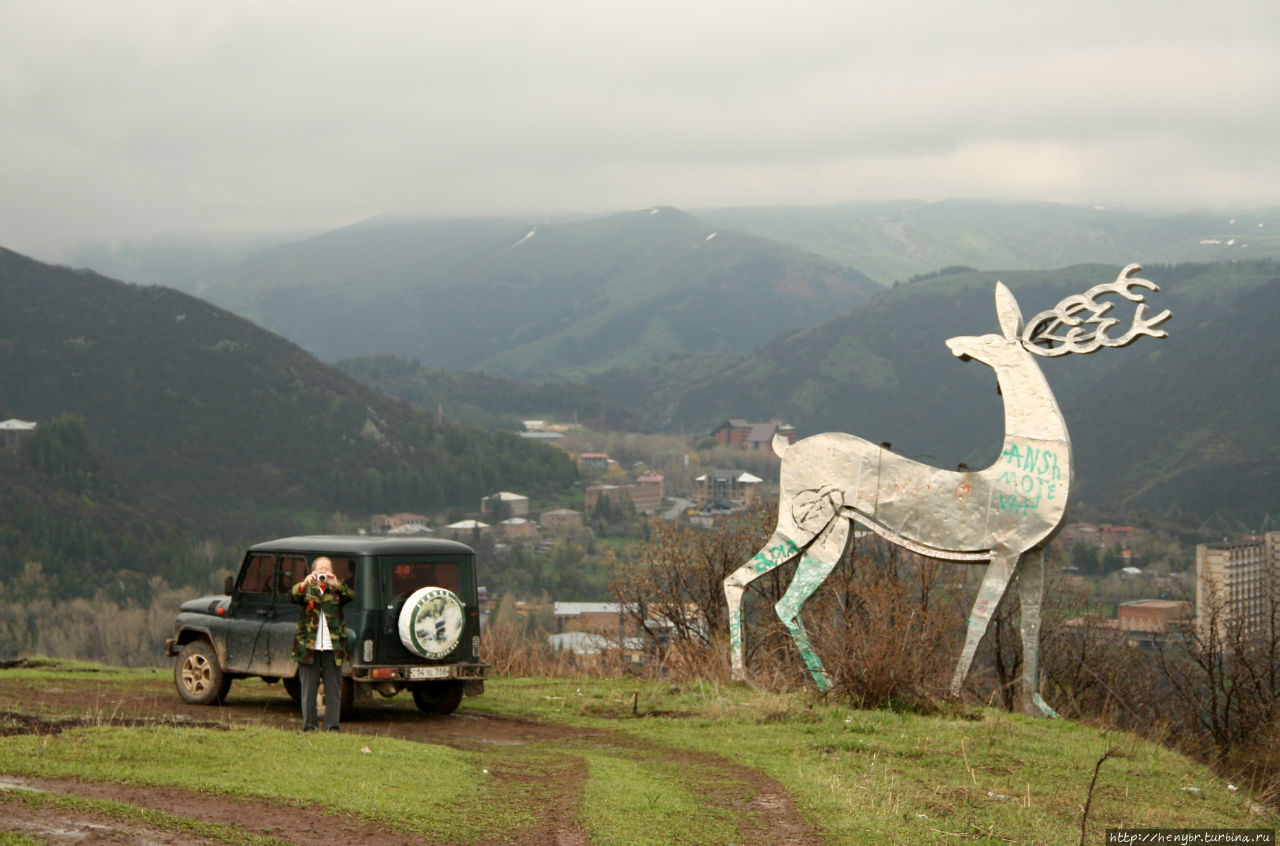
[724,531,804,682]
[1017,548,1058,718]
[775,518,851,692]
[950,550,1018,699]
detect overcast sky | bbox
[2,0,1277,262]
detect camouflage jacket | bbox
[289,579,356,665]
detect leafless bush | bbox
[481,619,584,678]
[613,503,968,708]
[0,575,189,667]
[1157,573,1280,766]
[810,540,966,712]
[610,501,798,684]
[1040,614,1164,730]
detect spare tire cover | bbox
[398,587,465,659]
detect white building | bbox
[1196,533,1280,642]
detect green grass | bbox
[0,724,525,842]
[2,662,1277,845]
[476,678,1278,844]
[0,833,44,846]
[584,751,740,845]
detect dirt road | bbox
[1,670,823,845]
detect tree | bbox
[1158,572,1280,756]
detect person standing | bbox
[290,556,354,731]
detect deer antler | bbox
[1022,264,1172,357]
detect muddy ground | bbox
[0,667,823,845]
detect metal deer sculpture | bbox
[723,264,1171,716]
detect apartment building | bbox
[1195,532,1280,641]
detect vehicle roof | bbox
[248,535,476,556]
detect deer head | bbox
[945,282,1030,368]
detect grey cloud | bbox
[1,0,1277,260]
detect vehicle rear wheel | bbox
[412,681,464,715]
[174,641,231,705]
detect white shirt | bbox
[314,592,333,651]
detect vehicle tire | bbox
[397,587,465,659]
[281,675,302,703]
[317,675,355,721]
[412,681,464,715]
[174,641,231,705]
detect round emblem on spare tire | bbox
[398,587,465,660]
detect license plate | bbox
[408,665,451,680]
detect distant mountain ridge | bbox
[700,199,1280,284]
[177,207,881,378]
[72,201,1278,384]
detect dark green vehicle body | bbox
[167,535,486,715]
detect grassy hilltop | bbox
[0,661,1273,844]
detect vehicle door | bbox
[261,554,308,677]
[224,553,276,675]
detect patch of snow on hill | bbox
[509,228,537,249]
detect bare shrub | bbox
[0,576,190,667]
[1156,572,1280,787]
[1040,613,1164,729]
[481,618,583,678]
[810,539,965,712]
[613,503,967,709]
[610,501,798,684]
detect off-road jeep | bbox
[167,535,486,716]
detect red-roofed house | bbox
[711,419,796,450]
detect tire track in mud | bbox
[376,711,822,845]
[1,679,822,845]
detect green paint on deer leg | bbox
[780,610,831,691]
[726,537,801,681]
[776,552,839,691]
[751,538,800,573]
[728,598,745,677]
[1031,692,1059,718]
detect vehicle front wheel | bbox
[174,641,231,705]
[412,681,463,715]
[281,675,302,703]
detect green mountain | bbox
[700,199,1280,285]
[0,413,211,598]
[0,248,578,543]
[334,355,633,432]
[190,208,880,378]
[589,261,1280,525]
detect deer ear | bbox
[994,282,1024,340]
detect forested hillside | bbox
[335,355,632,432]
[0,415,206,599]
[589,261,1280,525]
[0,248,578,546]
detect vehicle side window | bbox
[278,556,307,594]
[238,555,274,594]
[390,561,459,599]
[327,557,357,585]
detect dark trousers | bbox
[298,651,341,730]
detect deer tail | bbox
[772,432,791,458]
